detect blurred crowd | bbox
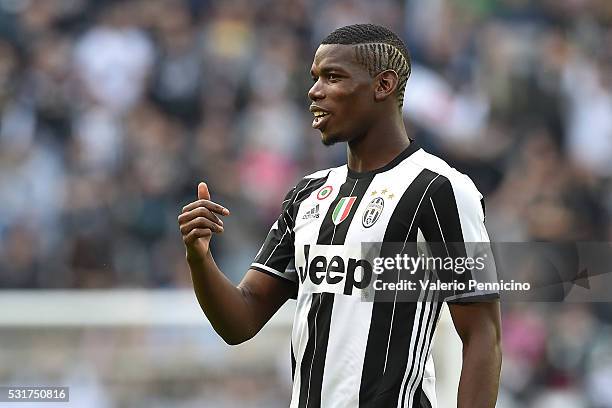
[1,0,612,406]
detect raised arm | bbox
[178,182,294,345]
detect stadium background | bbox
[1,0,611,406]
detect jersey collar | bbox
[346,139,419,179]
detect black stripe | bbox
[480,198,486,220]
[412,383,433,408]
[359,169,441,408]
[291,342,296,381]
[298,292,334,408]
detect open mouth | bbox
[312,111,330,129]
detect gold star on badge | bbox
[371,190,378,196]
[388,193,395,199]
[381,188,388,194]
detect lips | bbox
[310,105,331,130]
[312,112,331,129]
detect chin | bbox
[321,136,336,146]
[320,131,345,146]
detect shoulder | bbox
[282,164,344,205]
[409,148,483,202]
[303,164,345,180]
[292,164,344,191]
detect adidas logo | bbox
[302,204,320,219]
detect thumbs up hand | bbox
[198,182,211,201]
[178,182,230,261]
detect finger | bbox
[198,182,211,201]
[178,207,223,226]
[180,217,224,235]
[181,199,230,215]
[183,228,213,245]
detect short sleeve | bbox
[251,187,299,296]
[419,175,498,302]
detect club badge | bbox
[362,197,385,228]
[317,185,334,200]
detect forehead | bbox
[310,44,361,73]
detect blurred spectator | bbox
[73,2,154,113]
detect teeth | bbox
[313,112,328,118]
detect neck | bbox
[346,111,410,173]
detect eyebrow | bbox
[310,65,349,77]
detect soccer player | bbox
[178,24,501,408]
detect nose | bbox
[308,79,324,101]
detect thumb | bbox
[198,182,211,200]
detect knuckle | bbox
[196,217,210,227]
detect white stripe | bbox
[251,262,297,282]
[285,208,295,224]
[443,290,498,302]
[290,293,315,407]
[403,175,440,246]
[295,178,315,203]
[320,297,372,406]
[406,283,440,407]
[395,269,432,408]
[264,218,290,265]
[382,175,440,373]
[430,197,450,257]
[397,270,435,408]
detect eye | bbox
[311,76,318,83]
[328,73,339,81]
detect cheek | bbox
[330,83,373,128]
[346,94,373,124]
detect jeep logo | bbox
[297,245,373,295]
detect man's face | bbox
[308,44,376,146]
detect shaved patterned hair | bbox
[321,23,412,110]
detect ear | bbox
[373,70,399,103]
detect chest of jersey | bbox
[291,161,429,298]
[293,161,424,246]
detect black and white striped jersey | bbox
[251,141,494,408]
